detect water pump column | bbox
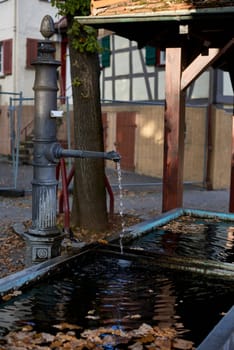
[24,15,62,264]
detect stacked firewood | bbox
[91,0,234,16]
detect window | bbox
[26,38,57,68]
[145,46,166,66]
[26,38,38,68]
[100,36,111,68]
[0,43,3,75]
[145,46,156,66]
[0,39,12,76]
[158,50,166,65]
[215,69,234,105]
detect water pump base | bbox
[23,231,63,265]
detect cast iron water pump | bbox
[24,15,120,264]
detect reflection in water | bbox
[130,218,234,263]
[226,226,234,262]
[153,279,177,328]
[0,255,233,347]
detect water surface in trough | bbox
[0,253,233,347]
[130,217,234,263]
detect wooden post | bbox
[162,47,186,212]
[229,115,234,212]
[229,68,234,212]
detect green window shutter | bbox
[101,36,111,68]
[145,45,156,66]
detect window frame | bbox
[26,38,38,69]
[0,39,13,76]
[0,42,3,76]
[158,50,166,66]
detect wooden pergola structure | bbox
[76,3,234,213]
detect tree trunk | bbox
[68,37,108,231]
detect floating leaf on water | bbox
[12,290,22,297]
[34,331,55,344]
[81,329,103,344]
[3,322,196,349]
[131,323,154,337]
[153,326,177,339]
[21,325,33,332]
[50,339,64,348]
[1,294,12,301]
[85,309,100,320]
[85,315,100,320]
[98,239,108,245]
[2,290,22,302]
[154,337,172,349]
[173,337,195,349]
[162,220,207,234]
[139,334,155,344]
[220,311,227,316]
[123,314,141,320]
[128,341,144,350]
[53,322,82,330]
[87,309,96,315]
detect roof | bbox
[76,6,234,47]
[76,5,234,68]
[90,0,234,16]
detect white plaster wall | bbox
[99,35,212,102]
[0,0,14,95]
[0,0,59,102]
[0,0,14,40]
[16,0,59,97]
[65,45,73,102]
[223,71,233,96]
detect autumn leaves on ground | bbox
[0,211,141,279]
[0,224,25,278]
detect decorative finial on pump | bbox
[40,15,55,39]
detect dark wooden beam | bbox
[162,47,186,212]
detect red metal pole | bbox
[60,158,70,233]
[104,174,114,218]
[58,161,115,233]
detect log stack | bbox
[91,0,234,16]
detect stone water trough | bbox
[0,207,234,349]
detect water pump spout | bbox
[104,150,121,162]
[46,143,121,163]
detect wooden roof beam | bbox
[181,38,234,91]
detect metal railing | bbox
[0,92,71,190]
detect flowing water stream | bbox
[116,161,126,254]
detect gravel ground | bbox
[0,163,231,278]
[0,163,230,224]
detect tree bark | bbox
[68,35,108,231]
